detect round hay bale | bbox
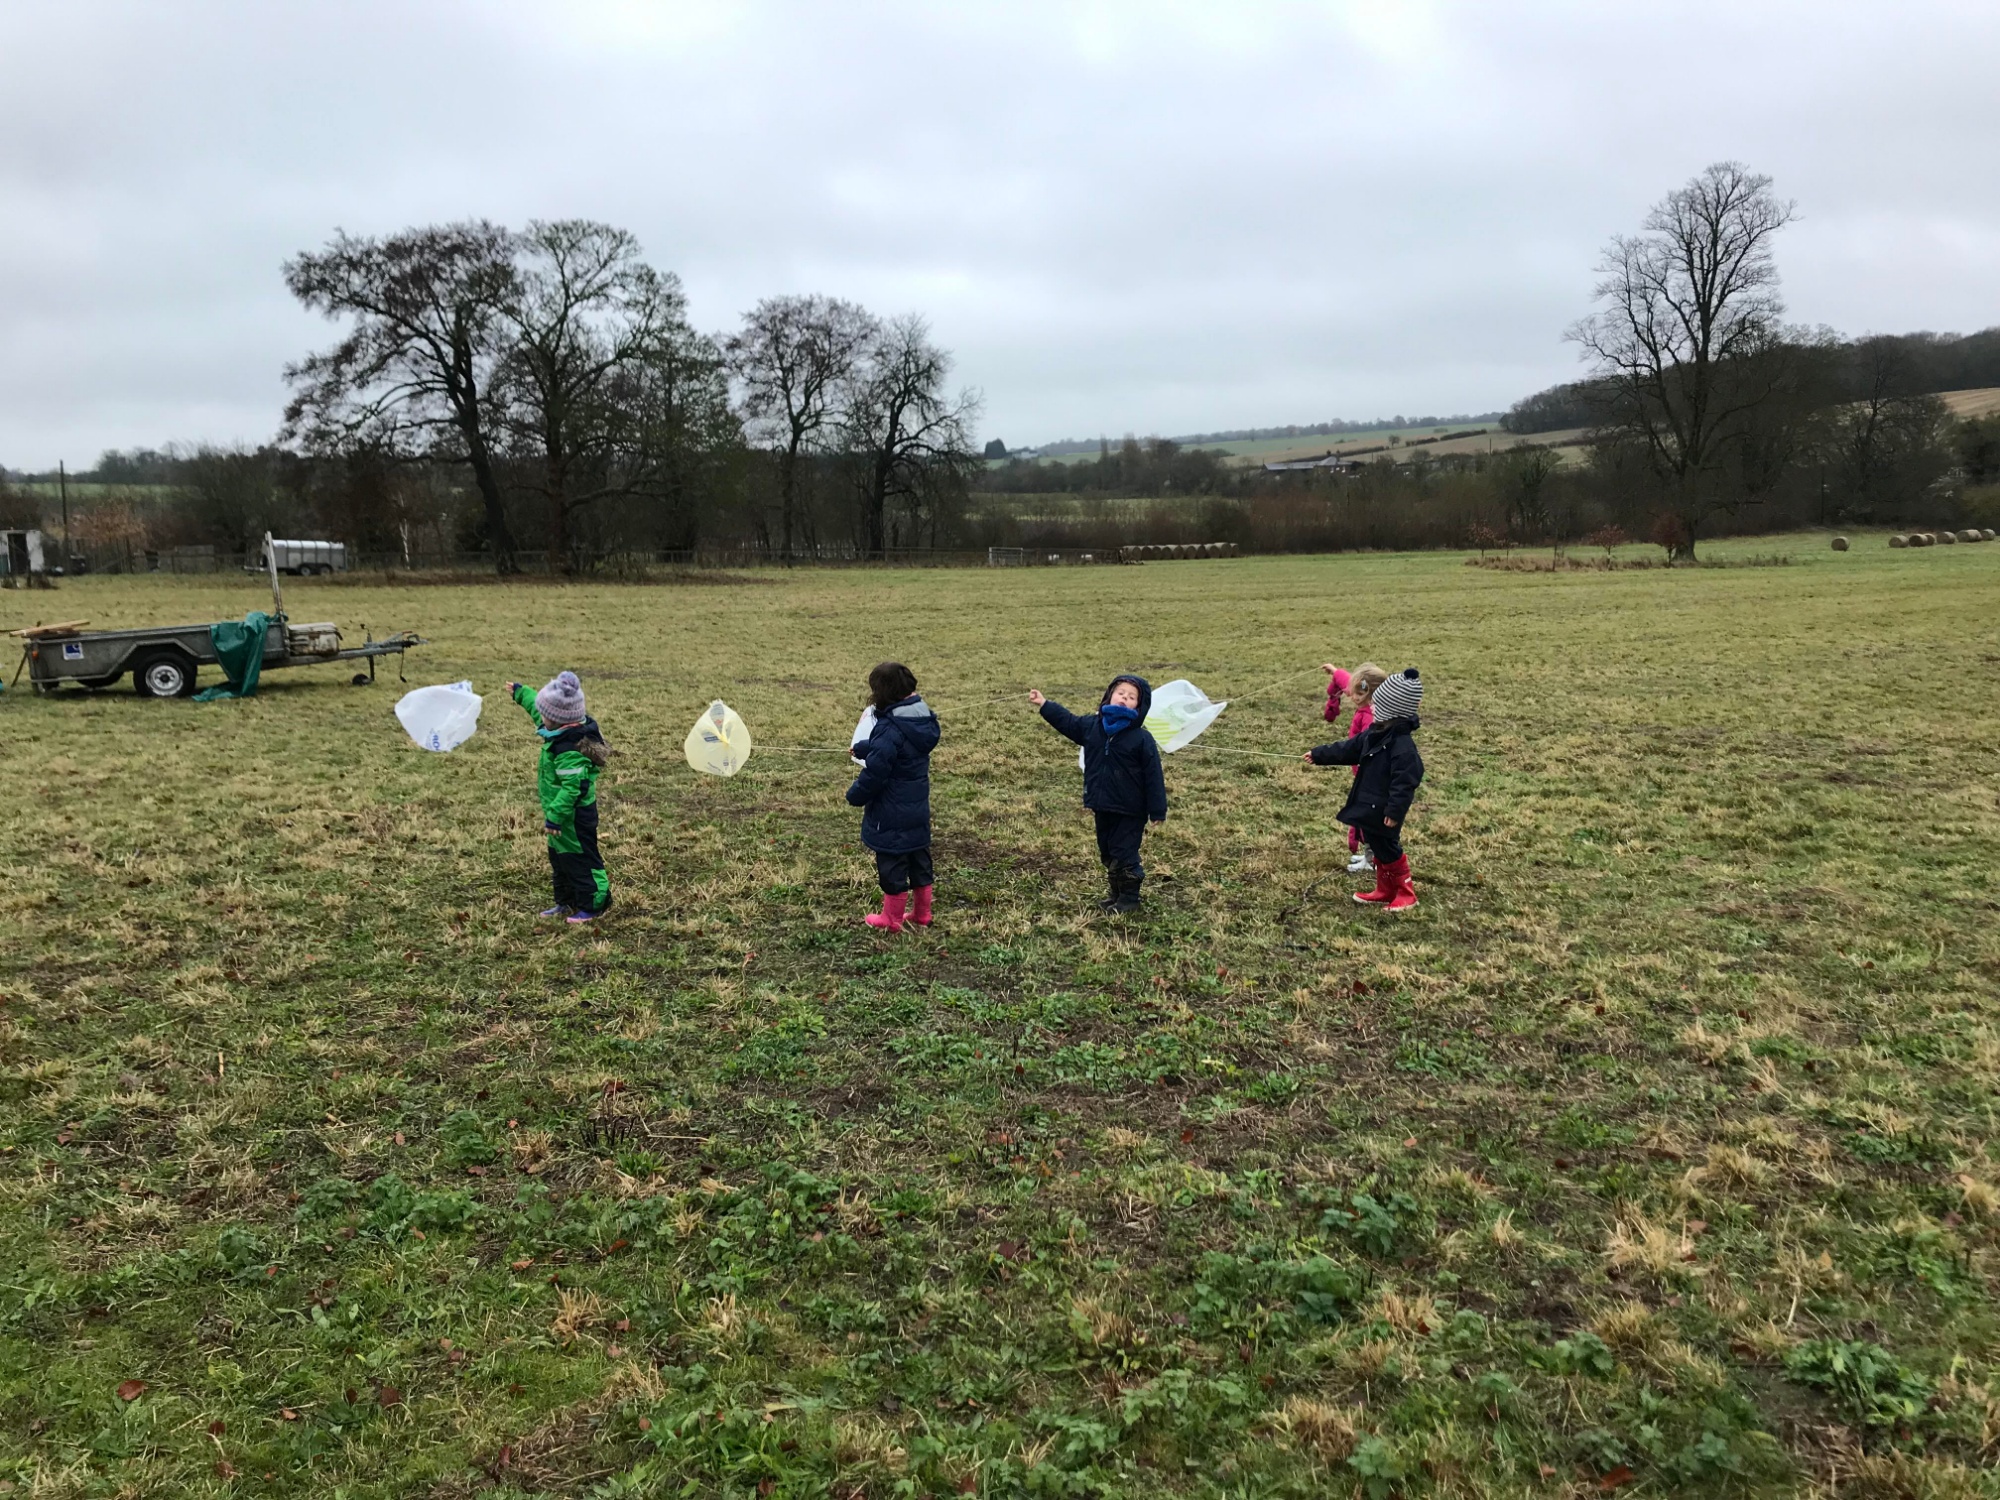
[1831,535,1850,551]
[1889,534,1908,548]
[1916,532,1934,546]
[1960,529,1983,543]
[1984,529,1996,541]
[1939,529,1958,544]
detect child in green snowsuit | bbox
[507,671,612,923]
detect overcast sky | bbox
[2,0,1995,469]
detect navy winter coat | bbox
[846,694,941,854]
[1309,715,1424,827]
[1039,674,1169,821]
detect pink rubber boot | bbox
[910,886,934,927]
[864,893,908,932]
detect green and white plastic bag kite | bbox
[1148,678,1228,751]
[1075,677,1228,767]
[685,699,752,776]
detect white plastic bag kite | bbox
[851,705,877,750]
[1076,677,1228,768]
[396,680,483,752]
[1147,678,1229,752]
[685,699,752,776]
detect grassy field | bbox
[3,537,1999,1499]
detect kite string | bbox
[1176,745,1302,761]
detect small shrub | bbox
[1784,1339,1934,1437]
[440,1109,496,1169]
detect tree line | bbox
[4,221,981,572]
[975,164,2000,561]
[8,173,1997,569]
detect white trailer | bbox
[257,538,348,576]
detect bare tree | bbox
[1569,162,1800,560]
[843,315,981,557]
[495,221,717,568]
[726,295,877,559]
[1828,337,1953,521]
[283,223,522,572]
[1494,444,1561,547]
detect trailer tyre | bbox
[132,651,197,698]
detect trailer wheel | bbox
[132,651,198,698]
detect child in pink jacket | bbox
[1323,662,1388,873]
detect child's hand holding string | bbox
[1027,689,1046,706]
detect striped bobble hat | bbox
[1372,667,1423,721]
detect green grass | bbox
[3,536,1999,1498]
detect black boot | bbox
[1097,866,1123,911]
[1107,867,1144,914]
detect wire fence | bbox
[60,542,1201,577]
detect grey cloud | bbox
[2,0,1995,467]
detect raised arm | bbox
[1307,732,1363,768]
[1036,698,1091,746]
[509,681,544,729]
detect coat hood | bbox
[545,715,606,755]
[877,694,941,754]
[1100,674,1153,719]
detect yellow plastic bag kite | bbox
[684,699,752,776]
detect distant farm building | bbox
[1262,453,1367,476]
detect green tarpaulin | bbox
[194,611,272,701]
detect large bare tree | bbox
[843,315,981,557]
[495,220,714,568]
[725,294,877,559]
[1569,162,1801,560]
[282,223,522,571]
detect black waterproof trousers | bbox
[1354,817,1404,866]
[1094,811,1147,878]
[548,805,613,914]
[874,846,935,895]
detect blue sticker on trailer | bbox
[63,642,84,659]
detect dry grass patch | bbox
[1606,1210,1702,1280]
[1274,1396,1359,1461]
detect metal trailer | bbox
[255,537,348,576]
[11,532,426,697]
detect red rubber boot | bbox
[910,885,935,927]
[1382,856,1418,911]
[864,893,908,932]
[1353,855,1398,905]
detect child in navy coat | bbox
[847,662,942,932]
[1305,667,1424,911]
[1029,674,1168,912]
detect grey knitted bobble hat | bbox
[536,670,586,726]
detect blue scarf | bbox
[1100,703,1140,737]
